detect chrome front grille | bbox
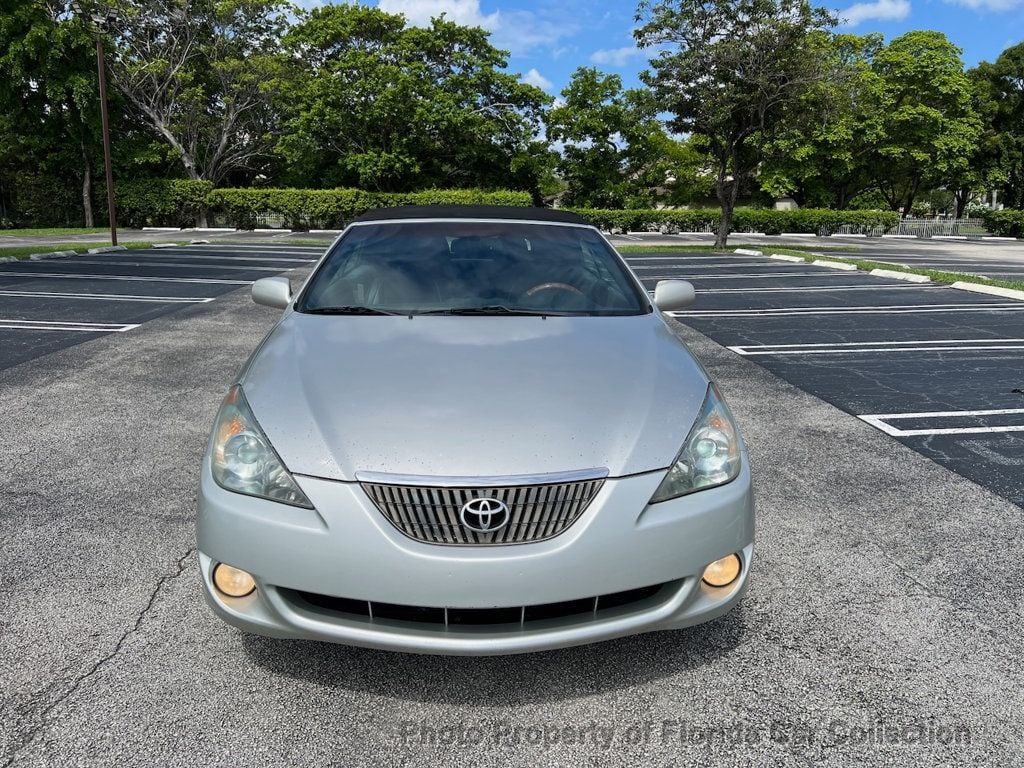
[360,474,606,545]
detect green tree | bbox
[103,0,292,185]
[946,65,1004,217]
[0,0,105,225]
[546,66,683,208]
[278,4,549,193]
[865,31,981,216]
[635,0,835,247]
[758,34,883,209]
[976,43,1024,209]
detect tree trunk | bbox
[901,177,921,218]
[714,172,740,249]
[81,143,94,228]
[954,187,970,219]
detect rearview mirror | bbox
[252,277,292,309]
[653,280,696,312]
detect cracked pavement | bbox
[2,251,1024,766]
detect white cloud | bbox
[946,0,1021,9]
[376,1,573,55]
[521,68,554,91]
[837,0,911,26]
[377,0,499,27]
[589,46,645,67]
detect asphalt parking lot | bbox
[618,250,1024,509]
[615,232,1024,281]
[0,243,323,370]
[2,237,1024,767]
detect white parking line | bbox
[625,255,764,262]
[700,284,937,294]
[859,408,1024,437]
[0,290,215,303]
[671,302,1024,318]
[729,339,1024,355]
[105,251,315,264]
[630,262,778,271]
[640,272,868,281]
[0,319,140,333]
[190,244,324,253]
[0,273,251,285]
[44,260,292,272]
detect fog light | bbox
[702,554,741,588]
[212,563,256,598]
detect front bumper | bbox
[197,461,754,655]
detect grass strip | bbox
[617,243,857,254]
[0,227,110,237]
[769,251,1024,293]
[0,241,179,260]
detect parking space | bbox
[612,232,1024,281]
[622,249,1024,509]
[0,243,323,370]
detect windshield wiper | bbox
[303,305,405,316]
[418,305,563,316]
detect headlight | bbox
[210,385,313,508]
[650,383,741,503]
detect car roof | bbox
[351,205,591,226]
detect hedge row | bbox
[982,209,1024,238]
[102,184,532,228]
[114,179,214,228]
[207,187,532,229]
[569,208,901,236]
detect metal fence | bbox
[832,218,990,238]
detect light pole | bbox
[93,15,117,246]
[73,3,119,246]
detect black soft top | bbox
[351,205,590,225]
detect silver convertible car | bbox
[197,206,754,654]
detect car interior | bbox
[301,224,646,315]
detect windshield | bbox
[297,221,649,316]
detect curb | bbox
[29,250,76,260]
[0,256,17,263]
[769,253,804,263]
[151,243,181,249]
[190,239,210,245]
[309,229,342,234]
[87,245,127,254]
[812,259,858,271]
[254,228,292,233]
[869,268,931,283]
[950,281,1024,301]
[142,226,181,231]
[733,248,763,256]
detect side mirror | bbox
[252,277,292,309]
[653,280,696,312]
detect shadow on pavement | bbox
[240,606,749,705]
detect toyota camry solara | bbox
[197,205,754,655]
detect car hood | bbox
[241,312,710,481]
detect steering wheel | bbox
[523,282,584,298]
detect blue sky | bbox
[310,0,1022,95]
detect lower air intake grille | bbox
[360,477,605,545]
[285,582,671,628]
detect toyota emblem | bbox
[460,497,511,533]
